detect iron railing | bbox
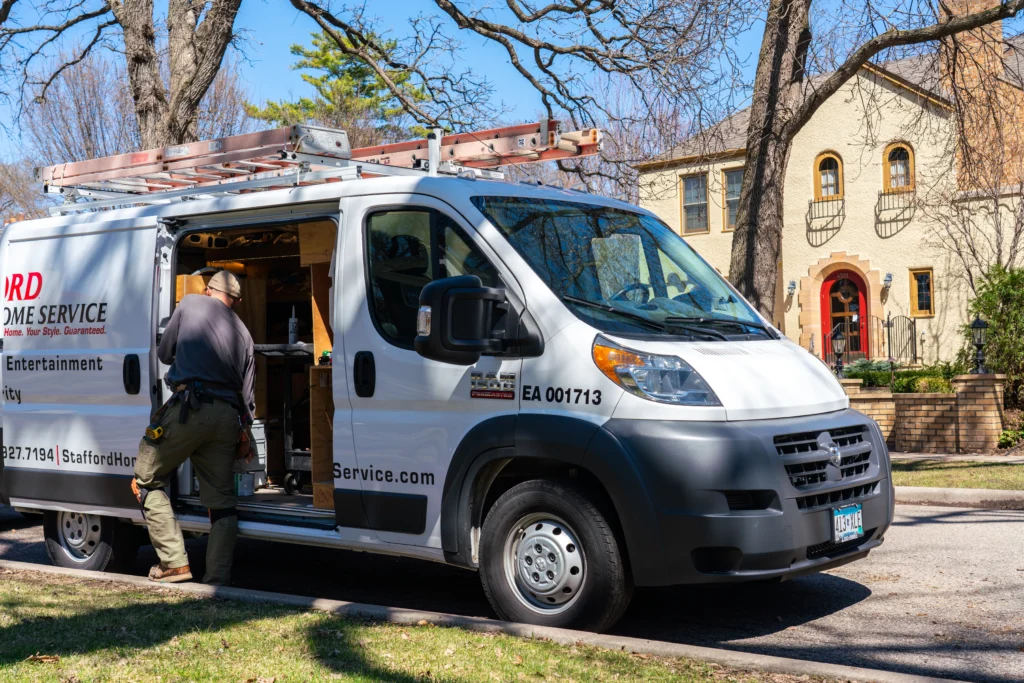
[886,313,917,364]
[821,312,918,370]
[823,315,885,366]
[809,196,846,220]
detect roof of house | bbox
[638,38,1024,170]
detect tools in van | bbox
[288,306,299,345]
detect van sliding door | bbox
[2,217,158,515]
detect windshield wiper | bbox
[665,316,777,339]
[562,296,724,340]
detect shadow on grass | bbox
[0,577,464,682]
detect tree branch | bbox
[787,0,1024,137]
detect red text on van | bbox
[5,273,43,301]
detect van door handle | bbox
[353,351,375,398]
[123,354,141,395]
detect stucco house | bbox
[637,14,1024,367]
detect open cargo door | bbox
[2,216,158,516]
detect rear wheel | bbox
[43,511,139,572]
[478,479,632,632]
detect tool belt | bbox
[145,379,248,444]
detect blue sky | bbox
[235,0,552,119]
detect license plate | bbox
[833,503,864,543]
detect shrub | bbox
[846,365,955,392]
[965,266,1024,409]
[915,376,953,393]
[845,369,893,387]
[999,430,1024,448]
[846,358,899,373]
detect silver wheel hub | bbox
[57,511,101,562]
[504,515,585,613]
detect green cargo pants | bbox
[134,397,240,586]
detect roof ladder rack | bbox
[37,121,600,214]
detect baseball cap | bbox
[208,270,242,299]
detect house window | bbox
[884,142,914,192]
[909,268,933,318]
[681,174,708,234]
[814,152,843,201]
[723,168,743,231]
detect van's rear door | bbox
[2,216,158,516]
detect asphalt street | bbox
[1,504,1021,683]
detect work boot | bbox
[204,508,238,586]
[148,564,193,583]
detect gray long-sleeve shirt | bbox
[159,294,255,418]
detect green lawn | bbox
[0,569,827,683]
[891,460,1024,490]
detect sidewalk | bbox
[890,452,1024,464]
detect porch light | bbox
[832,330,846,378]
[883,272,893,288]
[970,314,989,374]
[787,280,797,296]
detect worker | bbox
[132,270,256,585]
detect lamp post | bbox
[970,314,989,374]
[833,329,847,378]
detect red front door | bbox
[821,270,869,360]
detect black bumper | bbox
[588,409,894,586]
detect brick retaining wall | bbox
[839,374,1006,453]
[893,393,959,453]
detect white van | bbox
[0,126,894,631]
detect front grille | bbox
[776,425,873,489]
[796,482,879,510]
[807,527,877,559]
[722,490,777,511]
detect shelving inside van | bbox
[169,218,337,524]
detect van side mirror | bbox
[414,275,506,365]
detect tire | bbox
[479,479,633,632]
[43,511,139,573]
[283,472,300,495]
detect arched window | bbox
[884,142,914,192]
[814,152,843,201]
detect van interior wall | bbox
[173,219,336,510]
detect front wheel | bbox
[479,479,632,632]
[43,511,139,573]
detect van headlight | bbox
[592,336,721,406]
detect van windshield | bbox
[471,195,770,339]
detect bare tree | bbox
[286,0,754,171]
[724,0,1024,317]
[24,51,253,165]
[0,0,243,148]
[0,158,43,222]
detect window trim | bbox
[814,151,844,201]
[362,204,505,350]
[909,267,934,318]
[883,141,915,193]
[679,172,710,235]
[721,166,744,233]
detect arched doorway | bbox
[821,270,869,361]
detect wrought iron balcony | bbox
[808,196,846,220]
[877,188,915,212]
[875,189,915,238]
[806,197,846,246]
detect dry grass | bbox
[0,569,834,682]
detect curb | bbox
[0,560,963,683]
[895,486,1024,509]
